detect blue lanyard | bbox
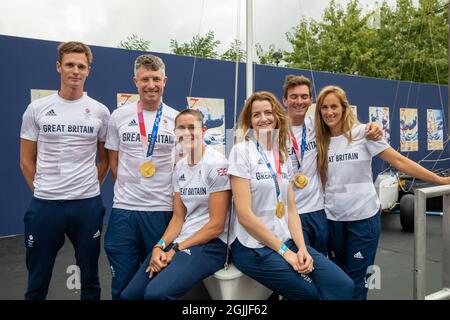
[146,104,163,159]
[290,125,307,170]
[253,140,281,200]
[137,102,163,160]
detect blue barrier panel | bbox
[0,35,448,236]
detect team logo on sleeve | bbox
[217,168,228,176]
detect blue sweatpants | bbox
[231,239,354,300]
[300,209,329,256]
[328,212,381,300]
[24,195,105,300]
[120,238,227,300]
[104,208,172,299]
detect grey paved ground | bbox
[0,213,444,300]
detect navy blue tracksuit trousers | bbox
[120,238,227,300]
[300,209,329,256]
[24,195,105,300]
[231,239,354,300]
[328,212,381,300]
[104,208,172,299]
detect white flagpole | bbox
[246,0,253,98]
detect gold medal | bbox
[294,173,308,189]
[140,161,156,178]
[275,201,285,219]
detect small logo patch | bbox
[93,230,101,239]
[27,235,34,247]
[217,168,228,176]
[84,107,91,119]
[45,109,57,116]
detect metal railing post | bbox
[413,185,450,300]
[443,194,450,289]
[414,189,427,300]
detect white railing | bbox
[414,185,450,300]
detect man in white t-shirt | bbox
[20,41,110,300]
[282,75,381,255]
[104,54,178,299]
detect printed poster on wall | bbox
[31,89,58,102]
[186,97,225,155]
[369,106,390,144]
[427,109,444,150]
[400,108,419,152]
[117,93,139,108]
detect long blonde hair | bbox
[315,86,359,185]
[236,91,290,163]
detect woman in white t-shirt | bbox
[121,109,231,300]
[228,91,354,300]
[314,85,450,300]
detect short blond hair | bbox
[134,54,165,76]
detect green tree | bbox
[284,19,320,70]
[285,0,377,76]
[368,0,447,84]
[284,0,448,84]
[118,34,151,51]
[170,30,221,59]
[401,0,446,84]
[221,39,246,62]
[255,43,284,66]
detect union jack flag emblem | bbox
[217,168,228,176]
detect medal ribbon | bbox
[137,101,163,160]
[289,125,307,170]
[253,140,282,201]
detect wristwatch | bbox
[171,242,180,253]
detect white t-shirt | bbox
[20,93,110,200]
[289,115,324,214]
[105,102,178,211]
[173,146,232,244]
[228,140,293,249]
[324,124,390,221]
